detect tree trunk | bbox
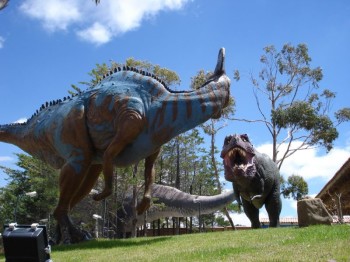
[175,137,180,189]
[335,192,343,223]
[209,121,235,230]
[157,219,161,236]
[131,163,138,238]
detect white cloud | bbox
[230,212,250,226]
[20,0,81,31]
[0,156,13,162]
[0,36,5,49]
[77,22,112,46]
[256,141,350,181]
[229,211,270,227]
[14,118,27,124]
[19,0,191,45]
[284,198,297,212]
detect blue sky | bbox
[1,0,350,225]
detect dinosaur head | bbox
[220,134,257,182]
[201,48,231,119]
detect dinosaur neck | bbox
[150,76,230,140]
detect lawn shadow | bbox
[53,236,172,252]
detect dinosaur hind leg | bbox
[70,164,102,209]
[93,110,144,201]
[265,185,282,227]
[53,159,93,244]
[137,149,160,215]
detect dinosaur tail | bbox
[0,124,9,142]
[0,124,25,147]
[148,184,236,219]
[116,184,236,234]
[121,184,236,227]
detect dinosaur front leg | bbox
[241,197,261,228]
[93,110,144,201]
[137,149,160,215]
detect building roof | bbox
[260,217,298,224]
[260,216,350,224]
[316,157,350,215]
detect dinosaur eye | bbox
[241,134,249,142]
[224,135,232,145]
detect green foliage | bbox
[0,153,59,229]
[214,215,231,227]
[70,58,180,95]
[125,58,180,87]
[233,69,240,81]
[281,174,308,201]
[157,128,215,194]
[272,101,338,151]
[335,107,350,124]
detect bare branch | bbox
[228,117,273,129]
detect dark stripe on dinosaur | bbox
[151,94,171,130]
[158,94,172,128]
[209,83,219,115]
[172,97,178,122]
[185,93,192,119]
[196,89,206,113]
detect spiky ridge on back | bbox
[99,66,194,94]
[4,66,192,127]
[100,65,169,90]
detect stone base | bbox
[297,198,333,227]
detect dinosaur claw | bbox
[136,196,151,215]
[93,189,112,201]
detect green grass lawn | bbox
[1,225,349,261]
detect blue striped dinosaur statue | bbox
[0,48,231,243]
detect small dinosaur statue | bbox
[116,184,236,237]
[220,134,281,228]
[0,48,231,243]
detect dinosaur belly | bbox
[92,133,160,167]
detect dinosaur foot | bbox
[53,218,92,245]
[93,188,112,201]
[136,196,151,215]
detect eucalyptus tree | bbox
[233,43,350,169]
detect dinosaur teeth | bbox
[226,148,247,163]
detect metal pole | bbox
[14,194,20,222]
[198,202,201,232]
[95,219,99,238]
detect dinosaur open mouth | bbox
[223,147,255,178]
